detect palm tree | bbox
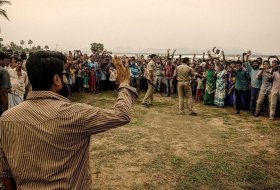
[10,41,15,50]
[20,40,25,48]
[28,40,33,49]
[0,1,11,21]
[44,45,49,50]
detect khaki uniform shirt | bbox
[0,83,138,190]
[176,64,196,81]
[147,60,156,81]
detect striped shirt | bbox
[0,83,138,190]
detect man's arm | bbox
[190,67,204,79]
[244,51,252,72]
[24,72,29,88]
[163,65,167,77]
[83,83,138,134]
[256,70,263,79]
[171,50,176,60]
[1,148,16,190]
[167,49,170,59]
[268,55,273,62]
[222,51,226,61]
[195,73,204,79]
[173,66,178,79]
[202,52,205,62]
[245,51,251,62]
[83,56,138,134]
[192,54,196,63]
[207,50,213,60]
[242,52,246,63]
[212,46,216,54]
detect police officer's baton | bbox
[143,77,165,97]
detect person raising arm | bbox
[0,51,138,190]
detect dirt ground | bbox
[71,92,280,190]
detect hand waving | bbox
[113,55,130,84]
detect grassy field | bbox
[70,91,280,190]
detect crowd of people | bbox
[0,47,280,120]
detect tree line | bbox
[0,38,50,52]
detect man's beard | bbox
[252,65,259,70]
[58,83,70,98]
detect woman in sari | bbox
[214,64,227,107]
[82,67,89,92]
[204,63,216,105]
[89,68,97,93]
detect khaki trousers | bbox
[255,91,271,114]
[142,82,154,105]
[178,81,193,113]
[270,92,280,118]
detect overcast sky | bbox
[1,0,280,54]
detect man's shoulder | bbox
[0,101,30,122]
[0,67,8,75]
[0,100,96,123]
[22,70,28,75]
[148,60,155,66]
[69,102,95,112]
[178,64,191,69]
[177,64,183,68]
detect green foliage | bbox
[44,45,49,50]
[20,40,25,46]
[0,0,11,21]
[90,42,104,53]
[28,40,33,48]
[0,38,47,52]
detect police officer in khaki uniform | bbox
[175,57,204,115]
[142,54,157,107]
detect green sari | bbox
[204,69,216,105]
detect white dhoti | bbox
[8,93,24,109]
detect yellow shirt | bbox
[147,60,156,80]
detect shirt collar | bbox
[26,91,71,103]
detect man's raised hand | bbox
[113,55,130,84]
[247,50,252,57]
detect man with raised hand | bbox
[244,51,262,115]
[0,51,138,190]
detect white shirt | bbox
[9,69,29,96]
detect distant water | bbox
[113,53,270,60]
[65,50,272,60]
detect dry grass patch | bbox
[70,91,280,190]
